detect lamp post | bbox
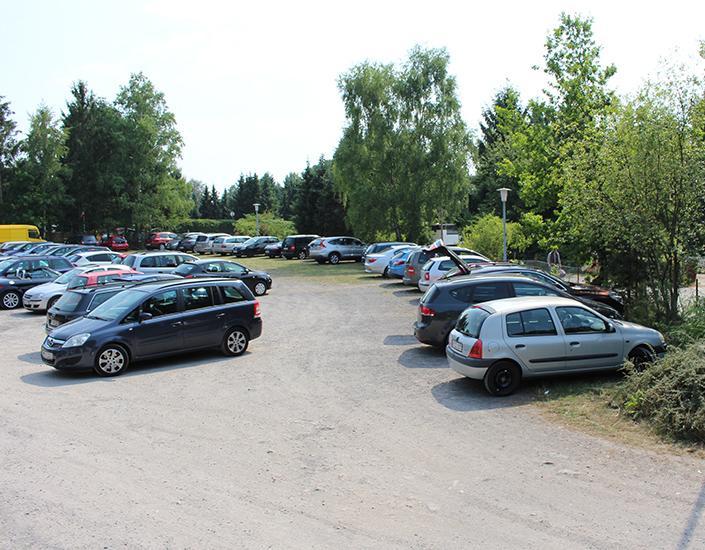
[253,203,260,236]
[497,188,510,262]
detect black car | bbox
[414,276,622,348]
[174,260,272,296]
[40,279,263,376]
[234,236,280,257]
[264,241,283,258]
[281,234,320,260]
[45,274,181,332]
[0,259,63,309]
[66,234,99,246]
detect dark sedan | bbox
[41,279,263,376]
[264,241,283,258]
[0,265,61,309]
[234,236,280,257]
[173,260,272,296]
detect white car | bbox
[446,296,666,396]
[214,236,251,255]
[417,255,490,292]
[364,244,417,276]
[21,264,134,312]
[68,250,124,266]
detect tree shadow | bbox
[431,377,533,411]
[21,349,248,387]
[677,479,705,550]
[398,346,447,369]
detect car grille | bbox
[44,336,66,349]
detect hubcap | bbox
[298,251,306,259]
[3,293,19,308]
[496,369,512,389]
[254,283,266,295]
[331,255,339,264]
[98,349,125,373]
[227,331,247,353]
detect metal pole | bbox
[502,200,507,262]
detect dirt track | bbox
[1,275,704,549]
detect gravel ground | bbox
[1,274,704,549]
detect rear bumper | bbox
[413,321,445,347]
[249,318,263,340]
[446,346,492,380]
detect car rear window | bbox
[53,291,84,312]
[456,308,490,338]
[122,256,136,267]
[506,308,557,337]
[89,290,121,311]
[140,256,157,268]
[420,285,438,305]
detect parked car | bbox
[403,246,477,287]
[66,234,99,246]
[102,235,129,252]
[120,252,197,274]
[40,279,263,376]
[67,250,124,266]
[174,260,272,296]
[2,242,46,256]
[0,265,61,309]
[417,255,492,292]
[387,247,420,279]
[213,236,251,255]
[23,242,60,255]
[177,233,206,252]
[363,242,415,260]
[45,274,182,332]
[464,265,625,313]
[22,264,136,312]
[446,296,666,396]
[364,244,418,276]
[145,232,178,250]
[165,235,184,250]
[0,255,73,278]
[308,237,366,264]
[234,236,280,257]
[67,267,142,290]
[264,241,283,258]
[414,275,622,349]
[193,233,231,254]
[281,234,320,260]
[0,241,31,254]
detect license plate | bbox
[451,339,463,353]
[41,349,54,361]
[49,318,59,327]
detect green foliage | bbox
[461,214,528,261]
[334,46,471,242]
[296,157,348,235]
[279,172,301,220]
[172,218,234,233]
[0,96,19,213]
[662,302,705,349]
[614,344,705,442]
[234,213,295,239]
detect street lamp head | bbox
[229,211,235,219]
[497,188,511,203]
[253,203,260,213]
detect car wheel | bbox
[94,344,129,377]
[329,252,341,265]
[483,361,521,396]
[253,281,267,296]
[315,259,325,264]
[382,266,389,278]
[628,346,656,370]
[46,296,60,311]
[1,290,21,310]
[159,244,165,250]
[223,327,249,356]
[297,250,307,260]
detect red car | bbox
[146,232,178,250]
[102,235,130,252]
[66,268,141,290]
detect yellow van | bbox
[0,225,43,243]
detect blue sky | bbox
[2,0,704,189]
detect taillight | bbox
[368,258,376,263]
[254,300,261,318]
[420,305,435,317]
[320,242,326,248]
[408,266,415,275]
[468,339,483,359]
[424,272,430,281]
[289,245,295,251]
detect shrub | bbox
[614,344,705,442]
[172,219,234,233]
[460,214,527,261]
[234,213,296,239]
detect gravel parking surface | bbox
[1,274,704,549]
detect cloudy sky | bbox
[3,0,704,189]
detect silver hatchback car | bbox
[446,296,666,396]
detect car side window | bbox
[204,262,221,273]
[140,256,156,268]
[89,292,119,311]
[506,309,557,337]
[176,255,190,265]
[471,283,510,303]
[158,255,177,268]
[222,262,245,274]
[438,260,454,271]
[448,286,475,303]
[512,282,561,297]
[556,306,608,333]
[181,286,214,311]
[142,290,179,317]
[221,286,246,303]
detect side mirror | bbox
[138,312,153,323]
[606,322,615,333]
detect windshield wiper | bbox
[86,315,109,321]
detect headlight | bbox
[62,333,91,348]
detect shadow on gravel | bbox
[431,377,532,411]
[393,289,419,298]
[677,479,705,550]
[408,298,419,306]
[384,335,417,346]
[21,350,245,387]
[398,346,447,369]
[17,352,43,365]
[378,281,402,288]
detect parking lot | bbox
[1,266,704,549]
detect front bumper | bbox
[41,339,96,370]
[446,346,493,380]
[23,295,49,311]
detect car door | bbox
[130,289,182,358]
[504,308,567,373]
[180,285,222,349]
[350,238,364,259]
[137,255,158,274]
[201,261,223,277]
[157,254,178,273]
[555,306,624,370]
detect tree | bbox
[234,213,296,239]
[188,179,206,217]
[334,46,471,242]
[461,213,527,261]
[258,172,279,213]
[279,172,301,220]
[296,157,347,235]
[0,96,19,210]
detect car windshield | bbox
[67,276,88,290]
[55,268,84,284]
[86,289,145,321]
[241,237,259,246]
[174,263,197,276]
[0,259,18,273]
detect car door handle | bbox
[569,341,580,347]
[171,321,183,327]
[515,344,526,349]
[216,313,226,318]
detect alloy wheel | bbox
[227,330,247,354]
[254,282,267,296]
[97,348,125,374]
[2,292,20,309]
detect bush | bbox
[172,219,234,233]
[614,344,705,442]
[234,213,296,239]
[461,214,527,261]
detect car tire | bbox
[628,346,656,370]
[297,250,307,260]
[315,259,324,264]
[253,281,267,296]
[382,266,389,278]
[159,244,165,250]
[222,327,249,356]
[329,252,341,265]
[483,361,522,396]
[46,296,60,311]
[1,290,21,310]
[93,344,129,377]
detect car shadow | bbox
[20,349,248,387]
[408,298,419,306]
[18,352,44,366]
[398,346,447,369]
[431,377,532,411]
[392,288,419,298]
[383,335,417,346]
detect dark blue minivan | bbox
[41,279,262,376]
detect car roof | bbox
[286,234,319,238]
[479,296,581,314]
[324,236,359,240]
[128,277,248,293]
[437,275,555,289]
[129,251,193,257]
